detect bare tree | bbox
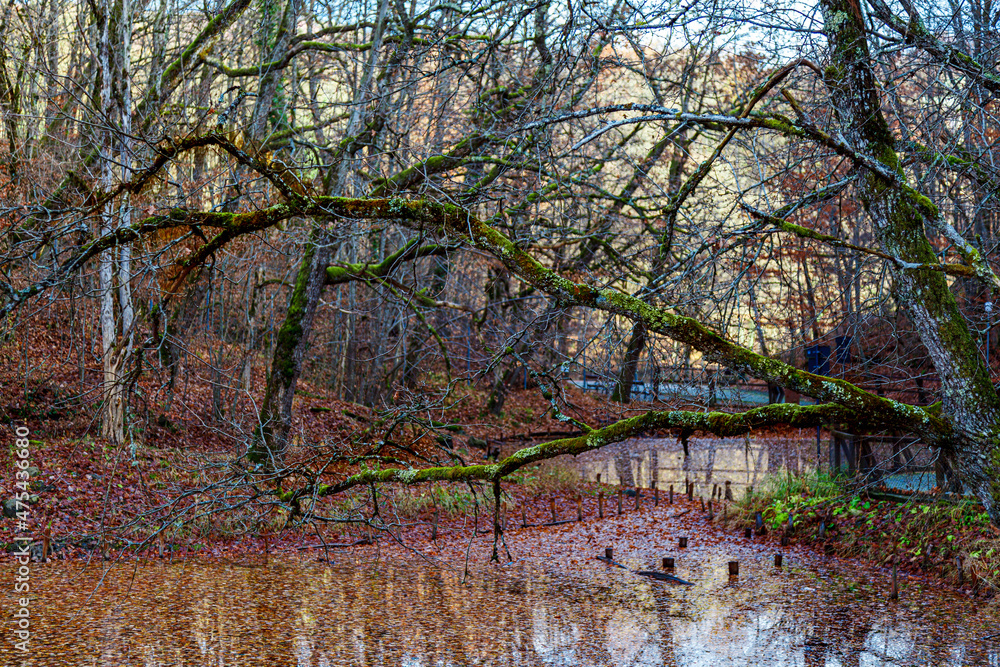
[7,0,1000,540]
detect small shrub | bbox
[506,460,581,495]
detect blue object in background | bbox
[807,345,831,376]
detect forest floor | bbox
[1,316,998,599]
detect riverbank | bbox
[8,481,998,666]
[719,471,1000,597]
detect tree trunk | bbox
[254,0,392,465]
[96,0,132,446]
[253,236,329,465]
[822,0,1000,519]
[611,322,646,403]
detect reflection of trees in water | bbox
[34,561,1000,666]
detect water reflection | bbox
[4,552,997,666]
[577,436,816,498]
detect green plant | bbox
[506,460,581,495]
[391,484,509,517]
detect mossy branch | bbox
[303,196,948,441]
[291,402,886,502]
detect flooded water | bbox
[3,550,998,666]
[575,436,817,499]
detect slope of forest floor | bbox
[721,472,1000,597]
[1,315,995,601]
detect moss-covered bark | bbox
[820,0,1000,522]
[287,401,876,504]
[288,195,946,440]
[253,227,330,466]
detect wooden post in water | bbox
[774,553,783,567]
[755,512,765,535]
[679,537,688,548]
[708,500,714,520]
[725,480,733,501]
[781,534,790,547]
[663,557,675,569]
[598,492,604,519]
[617,488,623,515]
[669,485,674,504]
[700,496,705,512]
[521,503,527,529]
[634,488,640,510]
[728,561,739,576]
[577,496,583,522]
[605,547,613,559]
[550,497,557,523]
[687,482,694,501]
[712,483,718,500]
[653,481,658,507]
[744,528,752,539]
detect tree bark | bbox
[96,0,132,446]
[821,0,1000,519]
[611,322,646,403]
[253,0,392,465]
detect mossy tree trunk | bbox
[253,233,330,465]
[821,0,1000,519]
[253,0,396,465]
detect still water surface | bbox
[3,550,998,666]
